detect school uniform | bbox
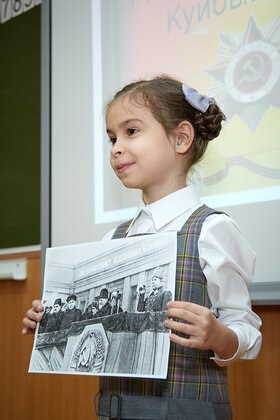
[97,185,262,419]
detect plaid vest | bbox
[100,205,229,403]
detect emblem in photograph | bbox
[69,324,108,373]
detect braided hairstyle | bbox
[106,75,225,168]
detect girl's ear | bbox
[174,121,194,155]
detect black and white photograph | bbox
[29,232,177,378]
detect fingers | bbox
[169,333,195,348]
[26,307,42,323]
[164,318,192,334]
[21,299,43,336]
[164,318,197,349]
[166,301,211,325]
[165,307,198,325]
[21,316,37,334]
[166,300,205,315]
[22,311,41,331]
[21,326,35,335]
[164,301,216,350]
[31,299,44,312]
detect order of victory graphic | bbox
[29,232,177,378]
[205,14,280,131]
[200,13,280,195]
[101,5,280,217]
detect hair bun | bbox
[194,104,225,142]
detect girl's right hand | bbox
[22,300,44,335]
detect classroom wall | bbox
[0,252,99,420]
[0,252,279,420]
[228,306,280,419]
[1,3,279,420]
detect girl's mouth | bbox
[116,162,135,173]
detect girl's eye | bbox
[127,128,138,136]
[109,137,117,145]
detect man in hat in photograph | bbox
[83,301,99,320]
[38,301,52,333]
[137,266,172,312]
[44,298,64,332]
[95,288,111,317]
[60,294,82,330]
[109,290,123,315]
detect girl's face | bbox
[106,98,187,203]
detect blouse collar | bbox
[127,185,201,234]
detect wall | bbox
[228,305,280,420]
[0,3,279,419]
[0,253,279,420]
[0,252,99,420]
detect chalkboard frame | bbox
[40,0,51,284]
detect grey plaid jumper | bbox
[99,205,230,405]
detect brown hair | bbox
[106,75,225,167]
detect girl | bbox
[22,75,262,419]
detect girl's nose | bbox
[110,139,124,156]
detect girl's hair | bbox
[107,75,225,167]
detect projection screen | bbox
[48,0,280,302]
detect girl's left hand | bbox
[164,301,219,350]
[164,301,238,359]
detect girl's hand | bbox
[22,300,44,335]
[164,301,238,360]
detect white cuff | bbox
[211,324,262,366]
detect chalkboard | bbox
[0,7,41,249]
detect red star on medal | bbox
[205,14,280,131]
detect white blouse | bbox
[103,185,262,366]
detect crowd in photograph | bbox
[39,267,171,334]
[38,288,123,334]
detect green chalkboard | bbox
[0,7,41,249]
